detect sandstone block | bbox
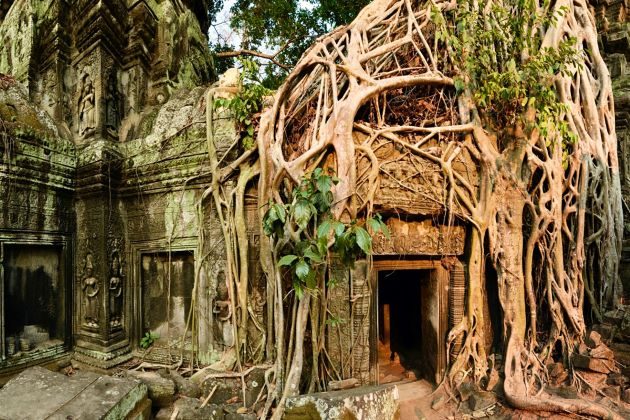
[572,354,617,374]
[127,370,176,408]
[284,385,399,420]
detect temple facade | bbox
[0,0,626,389]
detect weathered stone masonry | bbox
[0,0,221,375]
[0,0,627,389]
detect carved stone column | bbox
[71,0,131,369]
[73,144,131,369]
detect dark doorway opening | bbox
[378,269,434,383]
[3,245,66,358]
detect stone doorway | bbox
[140,251,194,359]
[0,239,71,369]
[372,260,449,385]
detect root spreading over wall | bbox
[203,0,623,418]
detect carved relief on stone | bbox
[77,69,96,138]
[109,251,123,328]
[372,218,466,256]
[213,270,233,348]
[40,69,59,118]
[82,253,100,328]
[105,71,121,131]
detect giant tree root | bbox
[239,0,626,416]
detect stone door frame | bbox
[128,238,197,355]
[0,233,72,371]
[370,258,449,384]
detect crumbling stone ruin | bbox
[0,0,628,419]
[0,0,218,373]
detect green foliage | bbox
[263,168,388,299]
[140,331,159,349]
[432,0,580,152]
[223,0,370,86]
[214,59,271,149]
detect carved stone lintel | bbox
[372,218,466,256]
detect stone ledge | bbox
[0,366,150,420]
[284,384,399,420]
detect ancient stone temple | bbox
[0,0,220,376]
[0,0,626,397]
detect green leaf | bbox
[332,221,345,236]
[316,175,332,193]
[317,219,332,239]
[294,281,304,300]
[295,260,310,280]
[367,217,381,233]
[381,224,391,239]
[274,204,286,223]
[293,199,312,229]
[304,247,323,263]
[454,78,465,93]
[278,254,298,267]
[355,227,372,254]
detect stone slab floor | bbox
[0,366,151,420]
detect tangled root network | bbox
[250,0,623,417]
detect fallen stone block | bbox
[169,370,202,398]
[590,344,615,360]
[611,342,630,366]
[592,324,615,340]
[0,366,150,420]
[458,382,480,402]
[578,343,589,355]
[572,354,617,374]
[127,370,176,408]
[173,396,225,420]
[468,390,497,411]
[284,384,399,420]
[577,371,608,388]
[548,385,578,399]
[606,373,626,387]
[195,367,266,406]
[603,309,624,324]
[328,378,359,391]
[602,385,621,400]
[586,330,602,348]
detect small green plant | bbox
[263,168,388,299]
[215,59,271,149]
[431,0,580,155]
[140,331,159,349]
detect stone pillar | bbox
[73,144,131,369]
[29,0,71,126]
[122,1,156,121]
[71,0,132,369]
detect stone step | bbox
[0,366,150,420]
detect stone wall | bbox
[0,79,75,374]
[591,0,630,296]
[0,0,233,372]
